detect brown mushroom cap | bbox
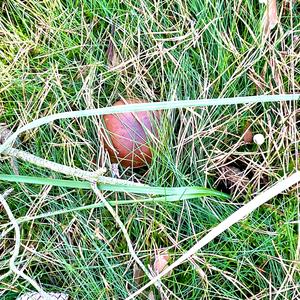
[103,98,160,168]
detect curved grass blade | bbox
[1,94,299,153]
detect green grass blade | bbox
[13,193,217,225]
[0,174,230,199]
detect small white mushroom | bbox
[253,134,265,146]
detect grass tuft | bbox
[1,0,299,299]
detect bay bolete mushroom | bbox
[103,98,160,168]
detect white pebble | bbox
[253,134,265,145]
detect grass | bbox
[0,0,300,299]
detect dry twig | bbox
[126,171,300,300]
[0,189,51,300]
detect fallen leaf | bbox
[261,0,279,37]
[282,0,292,14]
[107,24,120,69]
[153,252,170,275]
[95,227,105,240]
[133,263,144,285]
[218,165,250,194]
[94,221,113,248]
[0,102,3,116]
[243,121,253,144]
[148,291,155,300]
